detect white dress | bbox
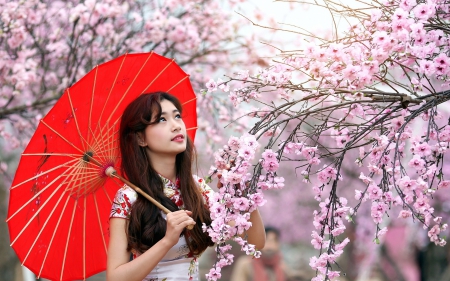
[110,175,213,281]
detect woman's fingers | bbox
[167,210,195,229]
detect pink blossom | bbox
[206,79,217,92]
[414,142,432,157]
[413,3,435,20]
[398,210,412,219]
[438,181,450,189]
[368,185,382,200]
[262,149,277,161]
[434,53,450,75]
[399,0,415,11]
[418,60,436,75]
[206,267,221,281]
[408,155,425,170]
[359,172,373,184]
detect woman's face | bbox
[140,99,187,158]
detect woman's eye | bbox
[159,117,166,122]
[175,114,182,119]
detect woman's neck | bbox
[146,149,177,182]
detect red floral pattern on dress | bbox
[110,175,213,218]
[109,175,214,279]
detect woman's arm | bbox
[245,208,265,250]
[106,210,196,281]
[215,175,266,250]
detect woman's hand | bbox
[163,210,196,246]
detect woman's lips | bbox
[171,134,185,142]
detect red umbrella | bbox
[6,52,198,280]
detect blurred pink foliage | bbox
[206,0,450,279]
[0,0,264,156]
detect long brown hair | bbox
[119,92,213,255]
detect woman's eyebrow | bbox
[160,109,180,115]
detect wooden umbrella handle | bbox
[105,167,194,230]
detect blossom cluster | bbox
[205,0,450,279]
[203,134,284,281]
[0,0,260,155]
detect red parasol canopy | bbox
[6,52,198,280]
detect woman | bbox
[107,92,265,281]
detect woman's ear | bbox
[136,132,147,147]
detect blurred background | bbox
[1,0,450,280]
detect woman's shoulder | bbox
[110,185,137,219]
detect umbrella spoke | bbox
[61,199,78,281]
[93,193,107,255]
[97,122,114,165]
[92,123,108,163]
[105,52,154,125]
[87,124,107,163]
[21,185,68,265]
[9,158,79,191]
[87,66,99,148]
[140,55,174,94]
[186,127,198,131]
[105,54,174,134]
[7,159,80,222]
[38,194,71,279]
[10,183,65,245]
[97,54,127,132]
[68,89,90,152]
[98,121,114,165]
[166,75,189,93]
[60,161,86,280]
[22,153,82,158]
[65,171,106,196]
[83,195,86,279]
[103,123,119,162]
[94,116,120,163]
[41,120,85,155]
[182,96,197,106]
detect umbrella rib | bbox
[22,153,82,157]
[9,158,79,190]
[186,127,198,131]
[97,53,128,130]
[166,75,189,93]
[101,183,114,206]
[59,161,86,280]
[65,172,107,195]
[64,173,101,193]
[97,122,112,165]
[7,159,80,222]
[37,194,71,279]
[88,125,108,162]
[83,195,86,279]
[106,55,175,134]
[104,123,116,162]
[182,96,197,106]
[101,120,120,162]
[10,170,74,246]
[41,120,86,156]
[93,193,107,255]
[21,185,68,265]
[84,176,106,194]
[67,89,91,152]
[141,55,174,94]
[88,66,98,147]
[61,199,78,281]
[105,52,154,125]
